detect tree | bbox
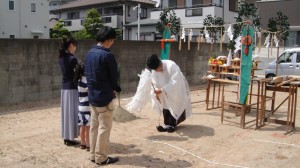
[114,28,123,40]
[266,11,290,41]
[50,20,71,39]
[227,2,261,52]
[83,8,103,38]
[71,29,90,39]
[202,14,224,42]
[157,8,181,35]
[201,15,224,57]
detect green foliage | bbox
[114,29,122,40]
[266,11,290,41]
[71,29,90,39]
[50,20,71,39]
[157,8,181,35]
[201,15,224,42]
[228,2,261,52]
[83,8,103,39]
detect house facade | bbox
[0,0,50,39]
[49,0,76,20]
[257,0,300,47]
[50,0,156,37]
[126,0,240,41]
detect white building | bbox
[126,0,240,41]
[50,0,156,38]
[48,0,75,20]
[0,0,50,39]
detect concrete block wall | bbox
[0,39,227,105]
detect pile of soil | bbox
[113,106,138,122]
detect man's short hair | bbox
[96,26,116,42]
[147,54,162,70]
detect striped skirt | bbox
[61,89,79,140]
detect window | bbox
[140,8,147,19]
[102,17,111,23]
[162,0,177,8]
[229,0,238,12]
[97,8,102,16]
[9,0,14,10]
[9,35,15,38]
[278,52,294,63]
[80,19,85,25]
[113,7,123,15]
[185,0,203,16]
[127,6,130,16]
[67,11,80,19]
[64,21,72,26]
[33,35,39,39]
[31,3,36,12]
[296,53,300,63]
[185,0,203,7]
[186,8,203,17]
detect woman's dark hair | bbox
[58,37,77,58]
[73,63,84,83]
[96,26,116,43]
[147,54,162,70]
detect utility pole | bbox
[133,3,141,40]
[121,0,130,40]
[137,3,140,40]
[123,3,126,40]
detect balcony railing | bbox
[151,3,222,11]
[185,7,203,17]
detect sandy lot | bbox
[1,85,300,168]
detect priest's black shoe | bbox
[156,125,167,132]
[167,127,175,133]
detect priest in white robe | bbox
[146,54,192,133]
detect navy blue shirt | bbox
[58,53,78,90]
[84,45,121,107]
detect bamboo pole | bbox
[179,29,182,51]
[188,28,190,50]
[258,31,262,53]
[220,27,223,52]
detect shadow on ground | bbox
[147,124,214,141]
[114,154,192,167]
[110,142,193,167]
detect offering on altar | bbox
[208,57,223,65]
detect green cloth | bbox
[160,26,171,60]
[239,25,254,104]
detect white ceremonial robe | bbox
[150,60,192,120]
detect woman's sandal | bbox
[80,144,86,149]
[86,146,90,152]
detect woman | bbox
[58,37,80,146]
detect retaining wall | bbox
[0,39,227,105]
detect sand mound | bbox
[113,106,138,122]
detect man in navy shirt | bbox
[85,26,121,165]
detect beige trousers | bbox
[90,101,114,163]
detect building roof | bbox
[126,18,159,27]
[51,0,156,12]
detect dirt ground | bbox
[1,85,300,168]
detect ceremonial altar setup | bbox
[200,21,300,134]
